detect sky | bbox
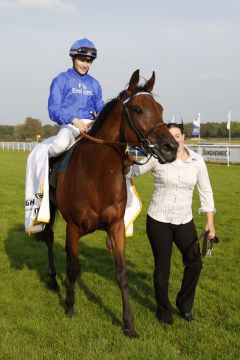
[0,0,239,125]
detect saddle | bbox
[49,122,94,189]
[49,143,77,189]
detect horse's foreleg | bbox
[109,222,138,338]
[65,223,81,318]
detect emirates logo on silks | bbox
[72,84,93,95]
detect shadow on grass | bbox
[4,223,67,308]
[79,239,156,318]
[5,223,155,326]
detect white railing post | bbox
[227,146,230,167]
[0,142,240,165]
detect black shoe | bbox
[177,307,195,321]
[176,302,195,322]
[159,318,173,326]
[181,312,195,322]
[155,311,173,325]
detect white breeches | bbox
[48,121,91,157]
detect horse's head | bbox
[122,70,178,163]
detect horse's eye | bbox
[133,107,143,114]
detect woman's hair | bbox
[166,122,184,134]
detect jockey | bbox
[48,38,104,157]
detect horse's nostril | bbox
[161,141,179,153]
[161,143,174,153]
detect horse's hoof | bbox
[124,328,139,339]
[66,308,74,318]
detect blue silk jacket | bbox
[48,68,104,125]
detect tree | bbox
[0,125,14,140]
[14,124,26,141]
[24,117,43,141]
[12,117,43,141]
[231,121,240,138]
[43,124,59,139]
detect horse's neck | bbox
[96,103,122,142]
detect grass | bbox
[0,151,240,360]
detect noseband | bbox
[122,92,167,158]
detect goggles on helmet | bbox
[69,46,97,59]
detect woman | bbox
[125,122,216,325]
[48,38,104,157]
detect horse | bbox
[42,69,178,338]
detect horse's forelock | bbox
[133,85,151,95]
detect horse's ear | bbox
[143,71,155,93]
[126,69,140,96]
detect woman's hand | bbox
[205,223,216,239]
[205,212,216,239]
[122,153,135,175]
[72,118,89,133]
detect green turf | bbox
[0,151,239,360]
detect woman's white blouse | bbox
[126,147,215,225]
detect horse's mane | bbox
[82,84,150,141]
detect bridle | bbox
[80,91,167,159]
[122,92,167,158]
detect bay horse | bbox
[42,69,178,338]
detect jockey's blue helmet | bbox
[69,38,97,59]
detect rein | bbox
[79,130,153,166]
[80,131,140,147]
